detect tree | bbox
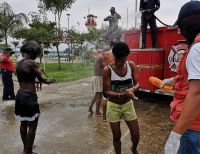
[39,0,76,29]
[13,20,63,68]
[35,0,76,68]
[0,43,8,50]
[64,27,105,65]
[0,2,28,46]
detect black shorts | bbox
[15,90,40,121]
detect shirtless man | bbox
[89,51,106,117]
[14,41,54,154]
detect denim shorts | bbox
[178,129,200,154]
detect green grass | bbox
[39,63,94,82]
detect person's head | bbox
[110,7,115,15]
[3,48,14,56]
[175,1,200,45]
[20,41,41,60]
[112,42,130,67]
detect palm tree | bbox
[0,2,28,46]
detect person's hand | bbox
[141,10,146,14]
[126,88,133,94]
[46,79,56,84]
[161,78,174,87]
[146,9,152,13]
[125,89,138,100]
[164,131,181,154]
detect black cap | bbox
[110,7,115,11]
[3,48,14,54]
[175,1,200,26]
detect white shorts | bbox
[92,76,103,93]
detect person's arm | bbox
[128,61,139,92]
[103,66,129,99]
[125,62,139,99]
[162,77,175,86]
[32,61,53,84]
[139,0,144,11]
[152,0,160,12]
[104,16,110,21]
[173,80,200,134]
[165,80,200,154]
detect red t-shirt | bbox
[1,54,15,72]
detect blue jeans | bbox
[178,129,200,154]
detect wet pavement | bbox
[0,77,173,154]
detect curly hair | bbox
[20,41,41,57]
[112,42,130,58]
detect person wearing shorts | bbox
[15,41,54,154]
[88,53,104,116]
[103,42,140,154]
[89,46,111,118]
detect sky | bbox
[2,0,191,50]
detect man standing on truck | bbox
[165,1,200,154]
[140,0,160,49]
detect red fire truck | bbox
[123,26,185,95]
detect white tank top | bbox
[108,61,134,92]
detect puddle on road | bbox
[0,101,16,126]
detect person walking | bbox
[103,42,139,154]
[140,0,160,49]
[0,48,15,101]
[165,1,200,154]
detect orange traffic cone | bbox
[149,76,173,93]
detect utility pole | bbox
[126,8,129,30]
[66,13,70,31]
[77,22,80,32]
[135,0,138,28]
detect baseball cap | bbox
[3,48,15,54]
[175,1,200,26]
[110,7,115,11]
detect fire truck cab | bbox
[124,27,185,95]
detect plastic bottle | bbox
[149,76,173,93]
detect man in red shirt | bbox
[0,48,15,101]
